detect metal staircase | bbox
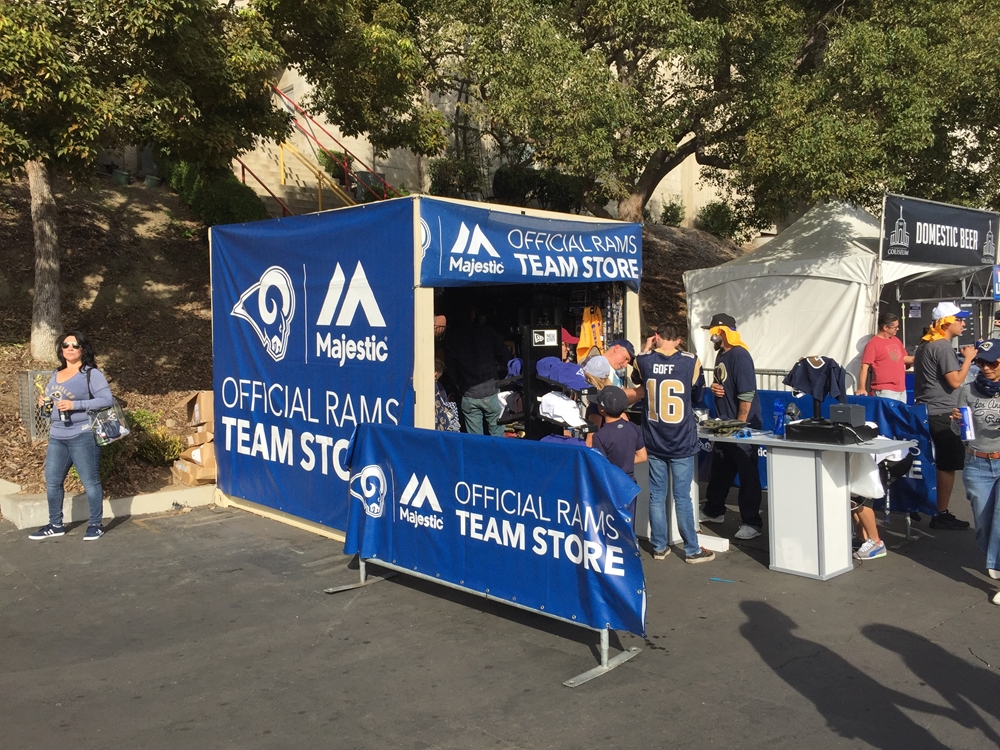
[235,88,404,218]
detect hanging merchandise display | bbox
[577,305,605,361]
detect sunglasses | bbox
[976,359,1000,369]
[61,342,82,350]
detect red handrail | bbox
[273,87,402,201]
[235,157,294,217]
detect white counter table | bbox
[699,431,916,580]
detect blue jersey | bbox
[635,349,702,459]
[712,346,762,428]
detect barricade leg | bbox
[324,557,397,594]
[562,628,641,688]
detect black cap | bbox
[702,313,737,330]
[595,386,628,417]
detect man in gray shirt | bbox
[913,301,976,529]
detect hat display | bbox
[930,301,971,320]
[595,385,627,417]
[608,339,635,363]
[976,339,1000,363]
[539,392,587,427]
[561,327,580,344]
[584,355,612,379]
[702,313,737,330]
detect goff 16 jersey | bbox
[634,349,703,459]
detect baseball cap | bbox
[595,386,628,417]
[702,313,737,330]
[584,355,612,379]
[561,327,580,344]
[930,301,970,320]
[608,339,635,363]
[975,339,1000,363]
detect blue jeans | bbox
[461,393,504,437]
[962,454,1000,571]
[45,432,103,527]
[648,454,700,556]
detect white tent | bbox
[683,202,961,385]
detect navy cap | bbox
[975,339,1000,363]
[608,339,635,363]
[595,386,628,417]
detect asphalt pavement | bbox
[1,499,998,750]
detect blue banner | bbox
[419,198,642,291]
[210,200,416,530]
[344,424,647,636]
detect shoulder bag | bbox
[85,368,131,446]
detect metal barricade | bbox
[18,370,53,441]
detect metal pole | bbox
[601,629,609,668]
[359,558,367,585]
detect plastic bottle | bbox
[773,397,785,436]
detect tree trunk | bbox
[26,160,62,363]
[617,192,647,223]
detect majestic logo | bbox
[231,266,296,362]
[400,474,442,511]
[317,261,386,328]
[887,207,910,255]
[350,465,388,518]
[399,473,444,530]
[449,222,500,258]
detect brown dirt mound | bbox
[0,176,212,497]
[639,223,748,335]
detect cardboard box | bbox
[184,425,214,447]
[180,441,216,469]
[171,458,216,486]
[176,391,214,427]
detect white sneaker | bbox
[988,569,1000,580]
[735,525,762,540]
[699,512,725,524]
[993,591,1000,606]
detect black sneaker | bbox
[83,525,105,541]
[28,524,65,540]
[929,510,970,530]
[909,512,921,523]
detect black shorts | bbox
[928,413,965,472]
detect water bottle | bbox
[773,397,786,436]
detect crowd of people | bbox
[430,299,1000,602]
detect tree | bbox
[256,0,449,157]
[0,0,290,361]
[407,0,1000,224]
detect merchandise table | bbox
[698,431,916,580]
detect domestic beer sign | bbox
[882,193,999,266]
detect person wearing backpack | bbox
[29,331,114,542]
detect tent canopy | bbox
[683,202,966,380]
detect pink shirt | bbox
[861,335,907,391]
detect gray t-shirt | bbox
[955,382,1000,453]
[913,339,961,415]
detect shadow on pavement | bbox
[740,600,955,749]
[863,624,1000,744]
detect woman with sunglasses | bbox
[29,331,114,542]
[951,339,1000,605]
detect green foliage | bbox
[660,198,684,227]
[410,0,1000,223]
[256,0,448,157]
[162,159,268,225]
[0,0,291,179]
[695,201,741,241]
[429,155,482,198]
[317,150,355,182]
[490,165,585,214]
[126,408,184,466]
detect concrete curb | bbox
[0,481,217,530]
